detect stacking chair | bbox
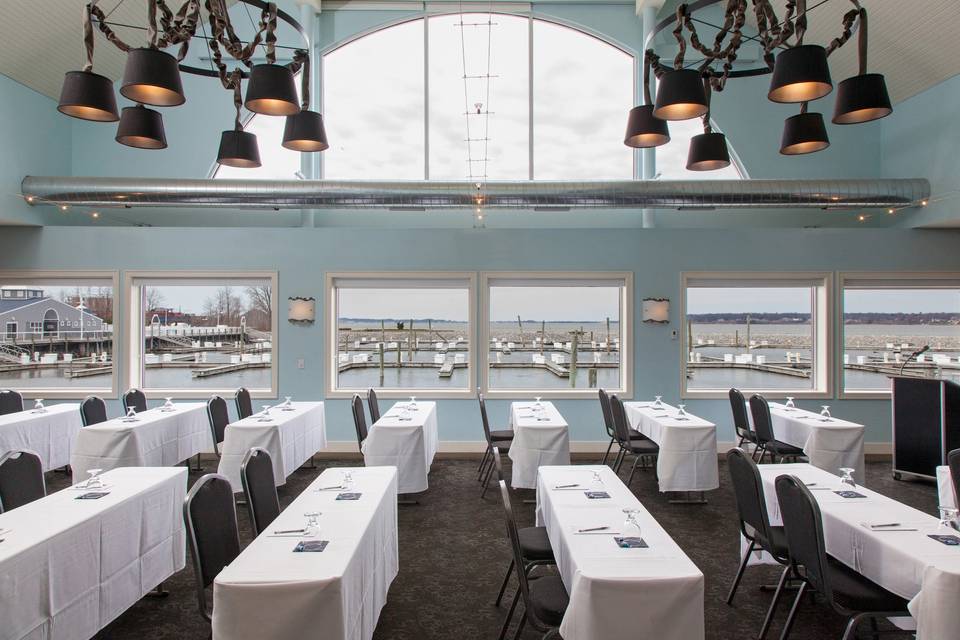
[80,395,108,426]
[610,394,659,485]
[0,450,45,513]
[122,388,147,414]
[478,389,513,499]
[729,388,760,456]
[207,396,230,458]
[183,473,242,623]
[774,475,911,640]
[496,478,568,640]
[749,394,805,463]
[351,394,368,453]
[234,387,253,420]
[948,448,960,507]
[0,389,24,415]
[240,447,281,536]
[599,388,655,466]
[725,448,792,639]
[367,388,381,424]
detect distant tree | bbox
[245,284,272,318]
[144,287,165,312]
[203,286,244,326]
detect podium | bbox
[891,377,960,480]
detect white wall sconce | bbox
[287,297,315,324]
[642,298,670,323]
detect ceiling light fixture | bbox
[115,104,167,149]
[624,55,670,148]
[218,74,262,168]
[780,103,830,155]
[686,80,730,171]
[832,9,891,124]
[282,54,329,151]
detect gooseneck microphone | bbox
[899,345,930,376]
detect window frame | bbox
[325,271,478,399]
[124,270,279,399]
[680,271,834,400]
[479,271,633,399]
[0,270,120,399]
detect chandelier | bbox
[57,0,327,169]
[625,0,891,169]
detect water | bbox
[0,367,113,389]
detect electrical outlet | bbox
[297,358,305,369]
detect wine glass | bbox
[622,508,643,540]
[124,406,138,421]
[162,397,175,412]
[304,512,321,538]
[283,396,294,410]
[785,397,796,410]
[938,506,959,533]
[676,404,687,418]
[342,470,354,491]
[84,468,103,489]
[258,405,272,422]
[534,397,543,411]
[591,470,604,488]
[653,395,663,409]
[409,396,418,410]
[820,405,832,421]
[33,398,45,413]
[838,468,856,491]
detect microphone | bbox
[899,345,930,375]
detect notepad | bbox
[584,491,610,499]
[294,540,329,552]
[614,536,648,548]
[336,492,362,501]
[76,492,110,500]
[928,534,960,546]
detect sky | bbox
[688,287,960,314]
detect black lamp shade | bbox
[832,73,892,124]
[115,105,167,149]
[686,132,730,171]
[244,64,300,116]
[624,105,670,148]
[282,110,329,151]
[653,69,708,121]
[120,48,185,107]
[217,130,261,168]
[780,111,829,155]
[57,70,119,122]
[768,44,832,103]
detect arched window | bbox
[42,309,59,337]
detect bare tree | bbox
[144,287,165,312]
[245,284,272,317]
[204,286,244,326]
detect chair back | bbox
[80,395,108,426]
[498,478,534,610]
[749,394,775,446]
[207,396,230,453]
[609,394,633,447]
[0,389,24,415]
[774,474,833,601]
[122,388,147,414]
[727,448,778,553]
[598,388,615,438]
[729,388,753,441]
[478,388,494,445]
[183,473,241,621]
[948,448,960,507]
[367,388,381,423]
[240,447,281,536]
[234,387,253,420]
[0,450,45,513]
[351,394,368,451]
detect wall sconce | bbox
[642,298,670,323]
[287,296,315,324]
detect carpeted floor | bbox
[43,457,937,640]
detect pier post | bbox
[569,332,579,388]
[379,342,385,385]
[588,368,597,388]
[408,320,414,361]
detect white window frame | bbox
[479,271,633,399]
[839,272,960,399]
[681,271,833,399]
[124,271,279,399]
[325,271,477,398]
[0,270,120,399]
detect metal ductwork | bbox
[21,176,929,210]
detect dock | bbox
[191,362,270,379]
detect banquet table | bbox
[71,402,211,483]
[0,466,188,640]
[508,401,570,490]
[213,466,399,640]
[0,403,81,471]
[937,465,956,509]
[364,401,437,494]
[218,401,326,492]
[623,401,719,493]
[536,465,705,640]
[755,463,960,639]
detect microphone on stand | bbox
[899,345,930,375]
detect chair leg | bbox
[497,586,521,640]
[480,458,496,499]
[512,611,527,640]
[840,613,867,640]
[613,449,625,473]
[778,581,807,640]
[759,565,791,640]
[627,455,641,485]
[601,436,615,465]
[725,540,755,605]
[478,445,491,480]
[495,559,514,606]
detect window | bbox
[481,273,632,396]
[327,273,475,396]
[655,118,745,180]
[0,272,118,397]
[682,273,831,397]
[126,272,278,397]
[841,274,960,395]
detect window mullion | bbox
[424,13,430,180]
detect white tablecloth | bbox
[508,402,570,490]
[536,465,704,640]
[71,403,211,483]
[0,466,187,640]
[213,466,398,640]
[218,402,327,492]
[0,403,81,471]
[756,463,960,639]
[364,401,437,494]
[937,465,956,509]
[623,402,719,492]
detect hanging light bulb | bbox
[57,70,119,122]
[833,9,892,124]
[780,106,829,155]
[245,64,300,116]
[120,48,186,107]
[768,44,832,103]
[653,69,708,121]
[115,105,167,149]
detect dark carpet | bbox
[43,458,936,640]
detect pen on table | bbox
[870,523,901,528]
[555,483,579,489]
[274,528,307,535]
[577,526,609,533]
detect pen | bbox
[577,526,609,533]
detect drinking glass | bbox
[409,396,418,410]
[304,512,321,538]
[591,470,604,488]
[258,405,272,421]
[283,396,294,410]
[124,406,138,421]
[342,471,354,491]
[85,468,104,489]
[653,395,663,409]
[938,506,959,532]
[785,397,796,410]
[33,398,46,413]
[820,405,832,421]
[676,404,687,418]
[622,508,643,539]
[838,468,856,491]
[161,397,175,412]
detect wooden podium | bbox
[891,376,960,480]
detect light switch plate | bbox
[297,358,305,369]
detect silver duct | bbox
[21,176,929,210]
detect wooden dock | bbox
[191,362,269,379]
[63,365,113,378]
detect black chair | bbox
[80,395,108,426]
[240,447,281,536]
[207,396,230,458]
[0,389,24,415]
[729,388,760,455]
[351,394,368,453]
[948,448,960,507]
[496,478,568,640]
[478,389,514,498]
[122,388,147,414]
[774,474,911,640]
[367,388,381,424]
[750,394,805,463]
[183,473,242,622]
[610,394,659,485]
[0,450,45,513]
[234,387,253,420]
[599,388,653,466]
[725,448,792,639]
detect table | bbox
[508,401,570,490]
[623,401,719,493]
[0,403,81,471]
[0,466,188,640]
[536,465,705,640]
[71,403,211,484]
[756,463,960,639]
[364,401,437,494]
[213,466,399,640]
[937,465,956,509]
[218,402,327,492]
